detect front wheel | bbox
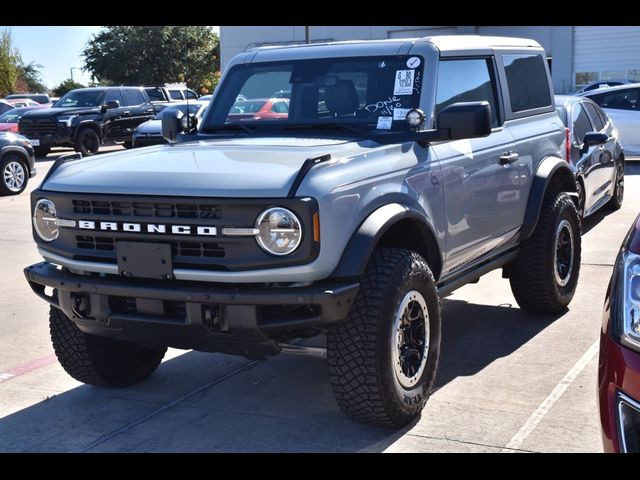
[327,248,441,426]
[74,128,100,156]
[508,191,581,313]
[49,306,166,387]
[0,154,28,195]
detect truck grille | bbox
[72,199,221,219]
[20,118,58,136]
[76,235,225,258]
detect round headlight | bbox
[33,199,59,242]
[255,207,302,256]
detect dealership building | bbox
[220,26,640,93]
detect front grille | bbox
[20,118,58,135]
[76,235,225,258]
[72,199,221,219]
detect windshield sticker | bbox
[393,108,410,121]
[378,61,387,69]
[413,71,422,93]
[406,57,421,69]
[394,70,414,96]
[365,96,401,116]
[376,116,393,130]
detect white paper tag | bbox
[376,116,393,130]
[393,108,410,121]
[394,70,414,96]
[406,57,421,69]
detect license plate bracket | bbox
[30,139,40,146]
[116,242,173,279]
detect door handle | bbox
[499,152,519,165]
[123,110,131,116]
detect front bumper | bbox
[598,333,640,452]
[25,261,358,358]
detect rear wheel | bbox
[327,248,441,426]
[74,128,100,156]
[607,160,624,210]
[0,154,28,195]
[49,306,166,387]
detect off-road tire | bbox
[49,306,166,387]
[327,248,441,426]
[0,154,28,195]
[34,147,50,158]
[508,191,581,313]
[606,160,624,211]
[74,128,100,156]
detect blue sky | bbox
[1,26,220,90]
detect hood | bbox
[42,136,361,197]
[23,106,100,118]
[135,119,161,135]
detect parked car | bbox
[577,79,634,94]
[144,85,199,112]
[599,212,640,452]
[4,98,40,108]
[132,101,209,148]
[227,98,289,121]
[579,83,640,155]
[198,94,212,102]
[0,100,15,115]
[0,132,36,195]
[0,105,49,133]
[19,86,156,157]
[555,96,624,221]
[24,36,581,427]
[5,93,51,105]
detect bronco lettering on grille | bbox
[75,220,217,236]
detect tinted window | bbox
[270,101,289,113]
[54,90,104,108]
[169,90,183,100]
[123,89,145,106]
[145,87,164,102]
[503,54,551,112]
[582,102,604,131]
[589,88,639,111]
[572,104,593,144]
[435,58,500,128]
[104,90,123,106]
[184,90,198,100]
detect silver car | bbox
[579,83,640,155]
[555,95,624,220]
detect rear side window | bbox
[503,54,551,112]
[582,102,604,131]
[435,58,500,128]
[184,90,198,100]
[145,87,164,101]
[588,88,639,111]
[169,90,183,100]
[571,103,593,144]
[123,89,146,106]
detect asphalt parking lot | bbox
[0,147,638,452]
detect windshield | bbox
[201,55,424,134]
[0,109,24,123]
[154,103,202,120]
[54,90,105,108]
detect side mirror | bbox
[583,131,608,147]
[106,100,120,110]
[436,101,492,141]
[162,109,183,143]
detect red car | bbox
[599,212,640,452]
[0,105,48,133]
[227,98,289,121]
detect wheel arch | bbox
[331,203,443,282]
[73,121,103,141]
[520,156,577,241]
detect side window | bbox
[104,90,123,106]
[123,89,145,106]
[572,103,594,144]
[435,58,500,128]
[582,102,604,131]
[169,90,183,100]
[184,90,198,100]
[589,88,639,111]
[270,101,289,114]
[503,54,551,112]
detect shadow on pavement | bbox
[0,296,562,452]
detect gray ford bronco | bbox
[25,36,580,426]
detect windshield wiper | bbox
[201,123,256,135]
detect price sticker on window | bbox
[394,70,414,96]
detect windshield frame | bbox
[53,89,106,108]
[200,55,425,136]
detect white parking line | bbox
[502,339,599,452]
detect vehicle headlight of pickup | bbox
[620,251,640,352]
[255,207,302,256]
[33,198,60,242]
[56,115,77,127]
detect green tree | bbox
[16,61,47,93]
[52,78,86,97]
[0,30,20,97]
[82,26,220,94]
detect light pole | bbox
[70,67,80,82]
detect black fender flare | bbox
[520,156,577,241]
[0,145,29,163]
[331,203,442,280]
[73,121,103,141]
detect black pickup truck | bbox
[19,87,156,157]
